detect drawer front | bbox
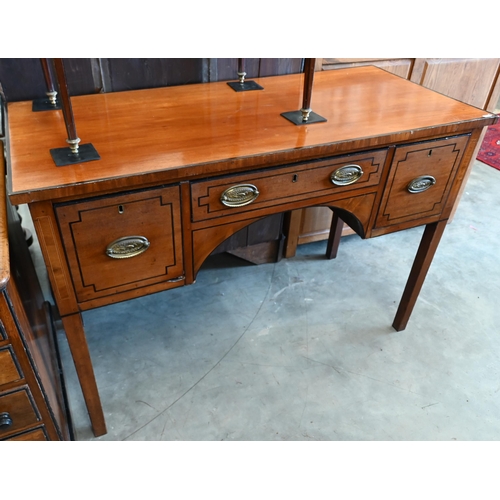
[3,427,48,441]
[376,135,470,227]
[191,150,388,222]
[56,186,184,303]
[0,347,23,385]
[0,388,40,438]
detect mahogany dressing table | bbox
[5,66,497,437]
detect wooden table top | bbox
[6,66,497,205]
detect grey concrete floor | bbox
[21,160,500,441]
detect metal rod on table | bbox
[301,58,316,122]
[53,58,80,154]
[227,58,263,92]
[280,58,326,125]
[237,58,246,84]
[40,58,58,106]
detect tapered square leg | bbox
[392,220,448,331]
[61,313,107,437]
[326,211,344,259]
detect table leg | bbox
[392,220,447,331]
[326,211,344,259]
[282,209,302,258]
[61,313,107,437]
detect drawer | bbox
[376,135,470,228]
[56,185,184,303]
[0,387,40,438]
[191,149,388,222]
[0,347,23,386]
[3,427,48,441]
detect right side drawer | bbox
[376,135,470,228]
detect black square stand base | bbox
[227,80,264,92]
[281,110,327,125]
[32,98,62,112]
[50,143,100,167]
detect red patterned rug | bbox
[477,124,500,171]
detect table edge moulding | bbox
[5,65,498,437]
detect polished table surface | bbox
[7,66,495,204]
[6,67,498,437]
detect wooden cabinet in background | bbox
[285,58,500,256]
[321,58,414,79]
[410,58,500,110]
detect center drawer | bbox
[56,185,184,303]
[191,149,388,222]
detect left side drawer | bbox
[56,185,184,303]
[0,347,23,386]
[0,388,40,438]
[3,428,48,441]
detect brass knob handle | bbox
[330,164,364,186]
[106,236,150,259]
[0,412,13,430]
[220,184,260,207]
[407,175,436,193]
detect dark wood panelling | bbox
[0,58,96,101]
[212,59,302,82]
[212,214,283,254]
[61,58,100,95]
[100,58,206,92]
[0,59,47,101]
[247,213,283,245]
[213,58,261,81]
[259,58,303,76]
[0,59,305,102]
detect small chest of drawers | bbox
[0,147,72,441]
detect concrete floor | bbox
[22,160,500,441]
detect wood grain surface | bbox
[7,66,496,204]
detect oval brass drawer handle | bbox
[407,175,436,193]
[106,236,150,259]
[330,164,364,186]
[220,184,260,207]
